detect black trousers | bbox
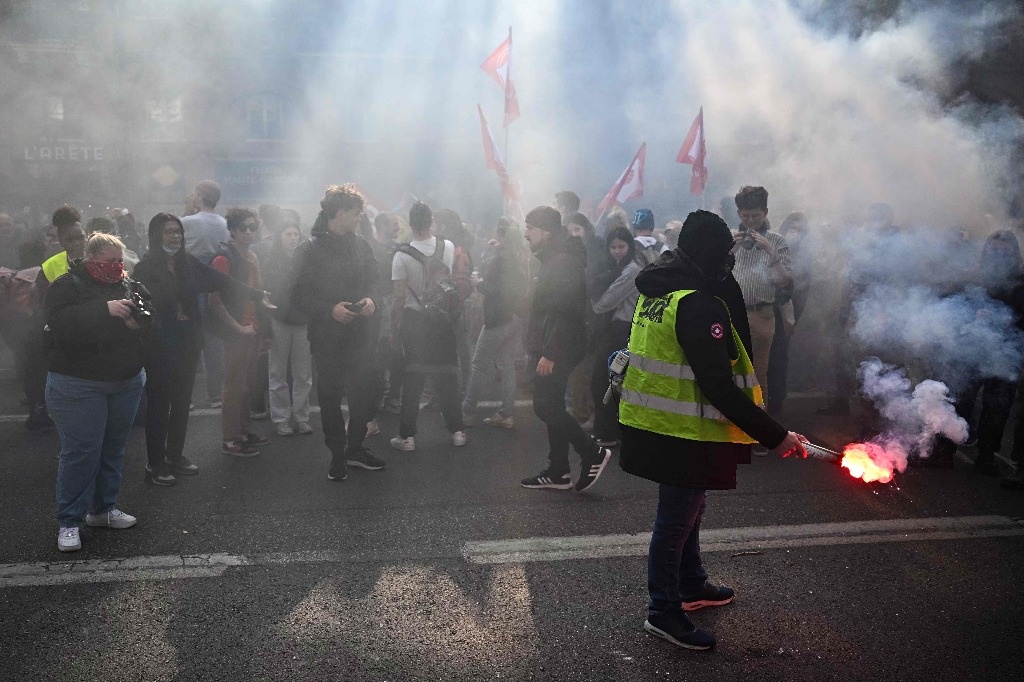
[533,354,594,475]
[959,378,1022,463]
[314,347,380,459]
[398,310,463,437]
[144,340,202,469]
[766,304,788,411]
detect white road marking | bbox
[462,515,1024,564]
[3,515,1021,588]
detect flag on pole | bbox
[480,27,521,127]
[477,104,519,200]
[676,106,708,195]
[597,143,647,215]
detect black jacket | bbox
[525,233,587,365]
[289,227,380,354]
[619,250,787,490]
[45,261,146,382]
[133,249,263,351]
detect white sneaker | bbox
[366,420,380,437]
[57,526,81,552]
[295,421,314,435]
[452,430,468,447]
[389,436,415,452]
[276,422,294,436]
[85,508,137,529]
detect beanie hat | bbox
[632,208,655,232]
[675,210,734,277]
[525,206,564,234]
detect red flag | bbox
[477,104,519,200]
[481,28,521,127]
[676,106,708,195]
[597,143,646,215]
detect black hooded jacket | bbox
[619,249,787,490]
[133,232,263,352]
[289,223,380,355]
[526,233,588,365]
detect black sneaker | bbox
[681,582,735,611]
[520,470,572,490]
[575,446,612,492]
[327,459,347,481]
[643,612,715,651]
[346,448,386,471]
[242,432,270,447]
[145,465,177,486]
[165,456,199,476]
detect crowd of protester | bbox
[2,178,1024,554]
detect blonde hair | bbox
[86,232,126,258]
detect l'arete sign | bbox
[23,145,105,162]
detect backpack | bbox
[633,241,663,268]
[398,240,462,326]
[0,266,41,321]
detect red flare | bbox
[841,443,896,484]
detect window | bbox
[44,95,84,140]
[142,96,183,142]
[246,94,284,140]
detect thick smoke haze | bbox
[2,0,1020,226]
[853,283,1024,392]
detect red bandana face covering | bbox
[85,260,125,284]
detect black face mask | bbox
[717,254,736,281]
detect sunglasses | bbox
[237,223,259,233]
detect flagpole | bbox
[505,26,512,217]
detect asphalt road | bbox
[1,384,1023,681]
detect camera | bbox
[124,278,154,326]
[737,226,756,250]
[346,301,365,313]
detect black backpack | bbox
[397,241,462,326]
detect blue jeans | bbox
[48,370,146,528]
[463,321,519,418]
[648,484,709,617]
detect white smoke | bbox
[852,283,1024,392]
[857,358,968,467]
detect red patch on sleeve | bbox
[710,322,725,339]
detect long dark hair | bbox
[606,225,636,272]
[146,212,188,269]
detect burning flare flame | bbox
[841,444,896,484]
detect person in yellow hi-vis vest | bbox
[619,210,807,651]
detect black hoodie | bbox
[526,233,588,365]
[619,249,787,490]
[289,223,380,355]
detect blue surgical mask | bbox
[162,245,180,255]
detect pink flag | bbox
[597,143,647,215]
[676,106,708,195]
[477,104,519,200]
[480,28,521,127]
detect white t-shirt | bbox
[182,211,229,263]
[392,236,455,311]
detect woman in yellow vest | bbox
[619,210,807,651]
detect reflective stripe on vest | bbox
[619,289,761,444]
[628,352,759,391]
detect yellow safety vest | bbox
[42,251,70,284]
[619,289,762,444]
